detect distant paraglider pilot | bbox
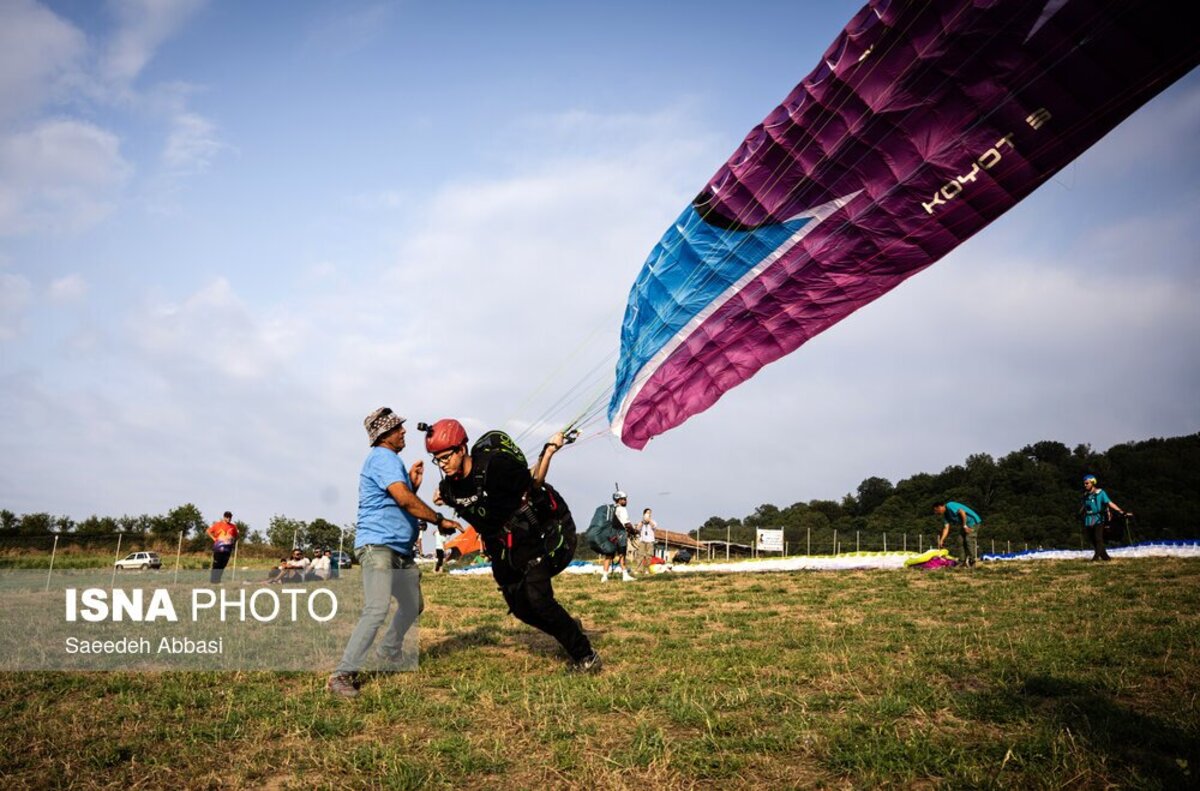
[934,501,982,568]
[1080,475,1128,562]
[206,511,238,584]
[605,492,636,582]
[423,418,600,673]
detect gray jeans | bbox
[952,525,979,565]
[334,545,423,674]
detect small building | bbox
[649,529,753,560]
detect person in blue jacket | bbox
[1080,474,1128,562]
[934,500,982,567]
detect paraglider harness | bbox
[584,503,629,556]
[444,431,575,577]
[1080,489,1107,528]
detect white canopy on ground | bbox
[448,541,1200,575]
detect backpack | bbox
[585,504,616,553]
[470,431,527,481]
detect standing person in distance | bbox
[433,524,449,573]
[636,508,657,574]
[424,419,600,673]
[1080,474,1128,562]
[327,407,461,700]
[934,500,982,568]
[206,511,238,584]
[605,492,635,582]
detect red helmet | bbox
[425,419,468,454]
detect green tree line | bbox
[693,433,1200,552]
[0,504,353,553]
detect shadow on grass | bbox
[420,619,609,667]
[423,625,505,658]
[1018,674,1197,787]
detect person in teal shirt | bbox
[1080,474,1127,562]
[934,500,982,567]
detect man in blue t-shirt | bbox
[327,407,462,699]
[1080,474,1127,562]
[935,500,982,568]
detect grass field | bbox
[2,558,1197,789]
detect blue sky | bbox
[2,0,1198,542]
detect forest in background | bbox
[693,433,1200,550]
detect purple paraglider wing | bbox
[609,0,1198,449]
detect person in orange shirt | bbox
[206,511,239,583]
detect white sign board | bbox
[756,528,784,553]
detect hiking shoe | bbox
[569,652,602,674]
[326,672,360,699]
[621,571,634,581]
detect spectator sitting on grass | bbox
[277,548,309,583]
[309,549,332,581]
[266,557,290,583]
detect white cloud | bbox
[102,0,206,89]
[129,278,308,381]
[0,119,131,235]
[162,110,223,175]
[48,273,88,302]
[0,0,86,126]
[0,2,218,236]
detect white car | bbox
[114,551,162,571]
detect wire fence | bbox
[670,527,1101,561]
[573,527,1096,563]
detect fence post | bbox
[231,539,240,581]
[833,529,838,556]
[883,533,887,552]
[45,534,59,592]
[807,527,811,557]
[110,533,123,588]
[174,530,183,584]
[333,528,346,578]
[903,533,907,552]
[855,531,860,553]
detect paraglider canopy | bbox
[609,0,1199,449]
